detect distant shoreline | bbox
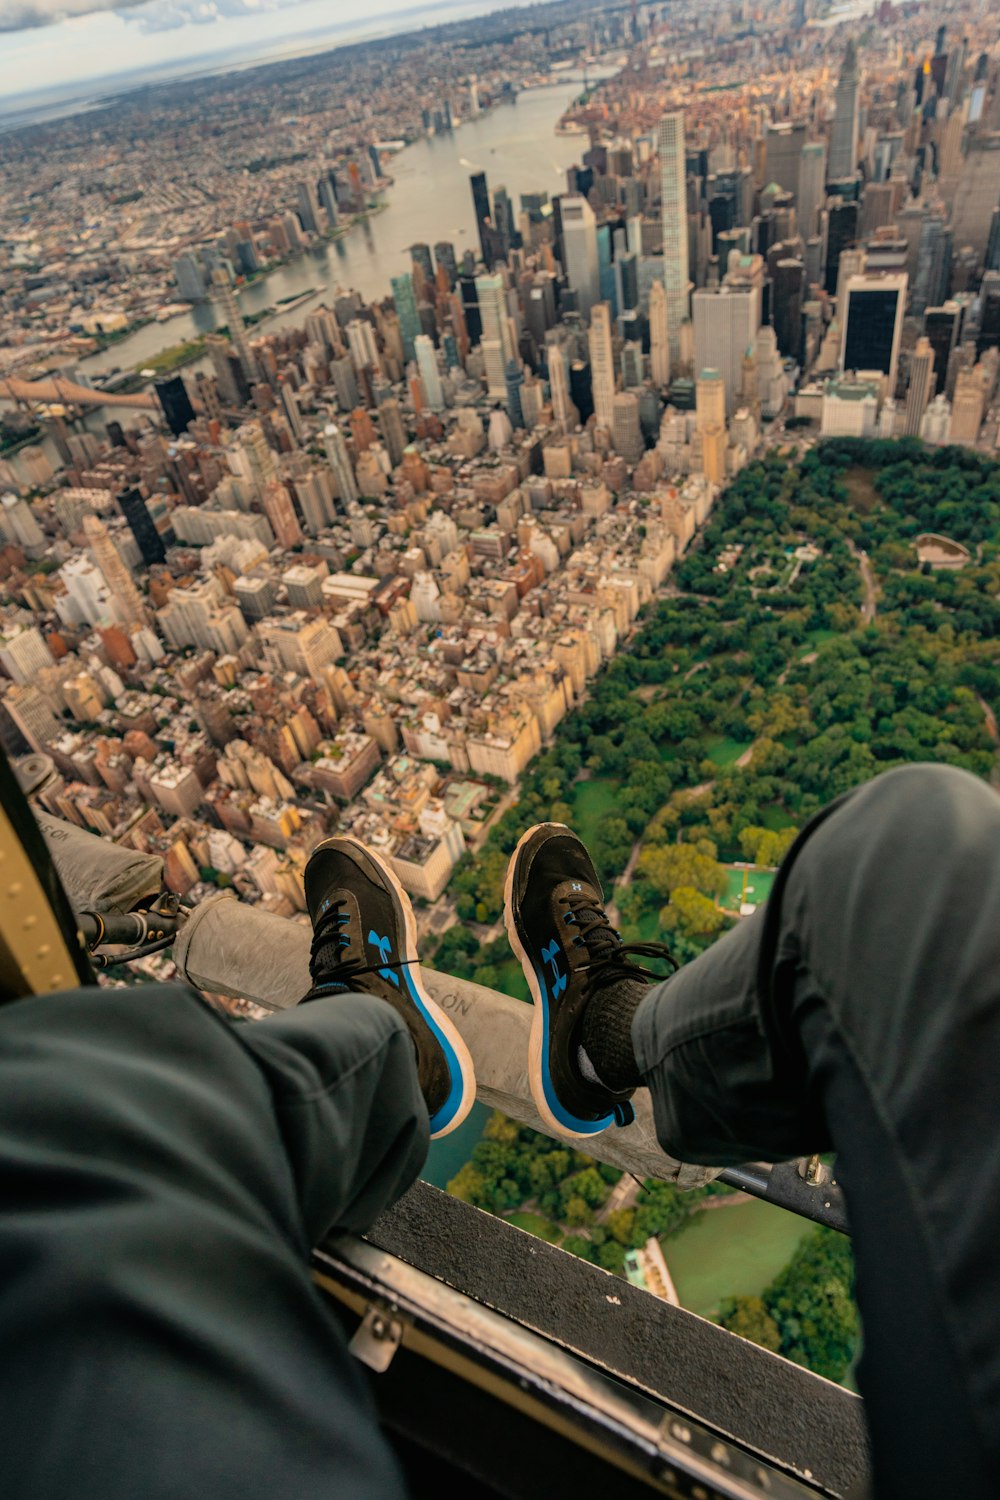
[75,73,607,385]
[0,0,505,131]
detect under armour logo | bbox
[541,938,567,997]
[368,930,399,986]
[571,882,582,891]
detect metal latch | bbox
[349,1305,403,1372]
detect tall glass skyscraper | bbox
[118,486,167,568]
[840,273,907,390]
[588,302,615,430]
[470,171,501,266]
[391,273,421,363]
[656,112,690,362]
[561,195,600,321]
[597,224,616,313]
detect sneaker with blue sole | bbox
[303,836,476,1140]
[504,822,675,1140]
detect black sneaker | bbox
[504,823,675,1140]
[303,836,476,1140]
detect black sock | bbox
[580,981,646,1091]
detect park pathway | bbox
[777,650,816,687]
[978,695,999,746]
[605,838,643,926]
[596,1171,643,1224]
[848,541,878,624]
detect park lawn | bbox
[704,735,753,768]
[841,466,881,514]
[664,1198,809,1321]
[504,1211,563,1244]
[143,336,207,375]
[614,892,666,947]
[759,804,797,832]
[743,867,776,906]
[720,868,745,911]
[719,865,777,913]
[805,628,840,648]
[571,777,620,846]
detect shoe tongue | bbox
[311,902,358,977]
[313,935,347,972]
[573,905,621,960]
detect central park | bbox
[422,435,1000,1385]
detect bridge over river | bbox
[0,376,156,411]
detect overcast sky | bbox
[0,0,499,103]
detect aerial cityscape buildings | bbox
[0,0,999,959]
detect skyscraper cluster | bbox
[1,0,999,968]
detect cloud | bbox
[0,0,142,28]
[121,0,313,32]
[0,0,285,29]
[122,0,219,33]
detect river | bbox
[1,72,608,482]
[78,74,606,382]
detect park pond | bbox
[664,1196,810,1320]
[423,1109,812,1330]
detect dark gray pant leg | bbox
[632,764,1000,1498]
[633,901,812,1165]
[238,992,429,1243]
[0,984,423,1499]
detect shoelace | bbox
[309,898,414,988]
[561,891,677,996]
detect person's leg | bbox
[236,989,429,1242]
[633,901,817,1164]
[504,765,999,1494]
[0,832,479,1499]
[630,764,1000,1498]
[0,981,415,1500]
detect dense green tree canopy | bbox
[439,438,1000,1388]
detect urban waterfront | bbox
[78,76,608,383]
[5,73,608,481]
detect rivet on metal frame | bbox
[348,1304,403,1372]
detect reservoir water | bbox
[421,1100,491,1190]
[79,75,605,381]
[664,1199,810,1320]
